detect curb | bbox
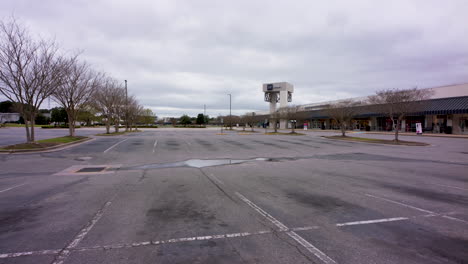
[363,132,468,139]
[321,136,431,147]
[0,137,94,154]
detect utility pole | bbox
[125,80,128,132]
[204,104,206,116]
[228,94,232,130]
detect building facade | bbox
[257,83,468,135]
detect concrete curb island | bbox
[0,137,94,154]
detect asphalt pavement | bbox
[0,127,467,264]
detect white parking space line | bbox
[0,183,26,193]
[336,217,409,227]
[365,193,434,214]
[210,174,225,186]
[235,192,336,264]
[430,183,468,191]
[442,215,468,224]
[103,138,129,153]
[152,140,158,153]
[52,199,114,264]
[0,249,61,259]
[1,210,463,260]
[235,192,288,231]
[365,193,468,225]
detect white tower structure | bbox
[263,82,294,129]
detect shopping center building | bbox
[258,83,468,135]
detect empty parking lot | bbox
[0,128,467,264]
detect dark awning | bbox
[305,96,468,119]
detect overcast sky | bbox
[1,0,468,117]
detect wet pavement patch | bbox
[0,206,41,233]
[380,183,468,206]
[131,158,270,169]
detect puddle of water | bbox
[126,152,466,171]
[130,158,277,170]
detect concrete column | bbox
[279,90,288,108]
[452,114,461,134]
[280,120,288,129]
[269,93,277,113]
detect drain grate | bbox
[76,167,106,173]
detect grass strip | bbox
[95,130,142,136]
[264,132,305,136]
[3,123,43,128]
[1,136,87,150]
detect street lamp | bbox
[124,80,128,131]
[228,93,232,130]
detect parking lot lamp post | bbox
[125,80,128,131]
[228,94,232,130]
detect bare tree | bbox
[93,77,124,134]
[0,18,66,142]
[53,59,100,136]
[243,112,260,132]
[324,100,361,137]
[127,96,144,131]
[369,88,432,141]
[269,110,281,133]
[279,105,300,133]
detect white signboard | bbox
[416,123,423,135]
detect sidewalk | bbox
[304,129,468,138]
[362,131,468,138]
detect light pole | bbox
[228,94,232,130]
[124,80,128,131]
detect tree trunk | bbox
[274,121,278,133]
[251,125,254,132]
[105,120,110,134]
[24,116,31,142]
[114,122,119,133]
[30,114,36,142]
[395,119,400,141]
[67,112,75,137]
[341,123,346,137]
[22,112,31,142]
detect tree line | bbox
[0,18,155,142]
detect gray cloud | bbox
[1,0,468,117]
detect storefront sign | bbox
[304,123,308,130]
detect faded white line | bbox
[336,217,408,227]
[430,183,468,191]
[152,140,158,153]
[235,192,288,231]
[0,249,60,259]
[52,199,114,264]
[0,183,26,193]
[365,193,434,214]
[210,174,225,186]
[365,194,468,225]
[442,215,468,224]
[290,226,320,232]
[103,138,129,153]
[287,231,336,264]
[235,192,336,264]
[1,211,463,260]
[80,230,272,251]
